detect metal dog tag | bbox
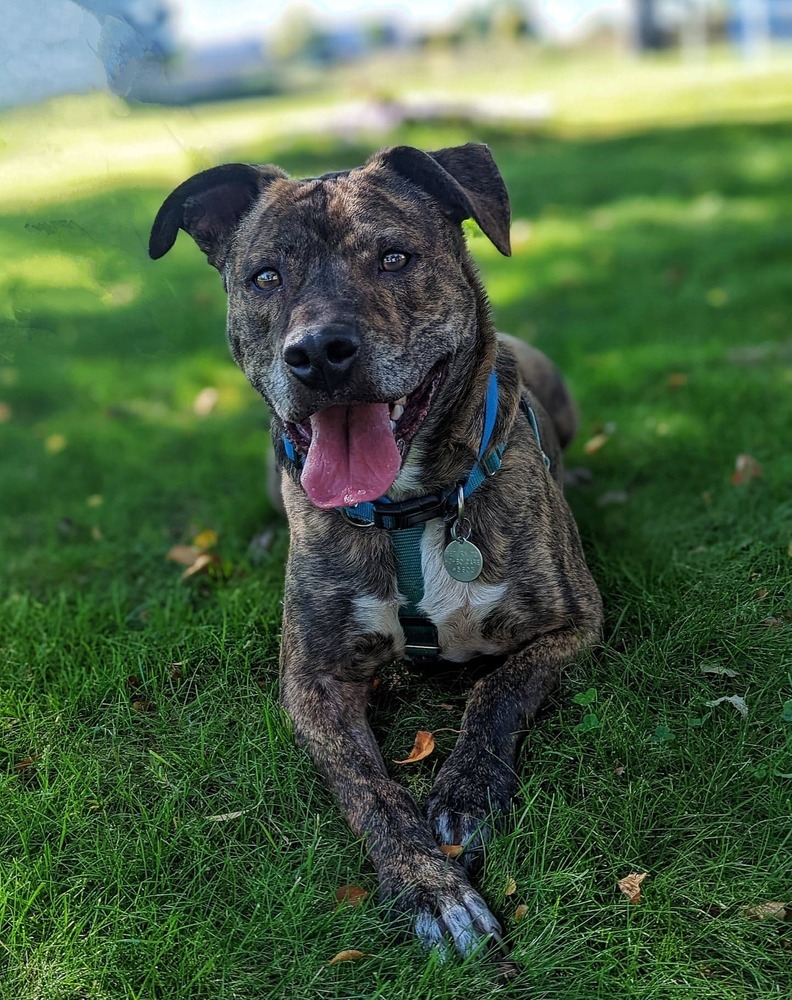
[443,537,483,582]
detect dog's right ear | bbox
[149,163,288,269]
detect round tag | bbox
[443,538,483,582]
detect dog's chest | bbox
[353,520,511,664]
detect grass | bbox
[1,50,791,999]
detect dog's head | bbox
[150,143,510,508]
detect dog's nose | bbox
[283,325,361,391]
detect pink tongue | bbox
[301,402,402,509]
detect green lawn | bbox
[1,52,791,999]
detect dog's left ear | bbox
[379,143,511,256]
[149,162,288,269]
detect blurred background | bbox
[1,1,790,577]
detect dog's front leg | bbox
[426,619,601,868]
[280,650,502,956]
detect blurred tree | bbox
[271,4,327,63]
[489,0,532,41]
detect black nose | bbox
[283,325,361,391]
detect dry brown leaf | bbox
[193,387,219,416]
[504,877,517,896]
[583,432,609,455]
[206,809,245,822]
[167,544,200,566]
[514,904,528,921]
[335,885,368,907]
[328,950,367,965]
[617,872,648,904]
[440,844,464,858]
[732,453,762,485]
[393,730,435,764]
[666,373,689,389]
[614,765,626,776]
[755,588,769,599]
[741,902,787,920]
[0,401,11,423]
[131,700,155,713]
[193,528,218,550]
[182,552,220,579]
[15,755,40,771]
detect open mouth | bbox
[283,358,447,509]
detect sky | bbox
[174,0,480,44]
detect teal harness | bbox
[280,371,549,660]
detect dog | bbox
[149,143,603,958]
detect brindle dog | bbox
[150,143,602,958]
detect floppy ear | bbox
[149,162,288,269]
[379,143,511,256]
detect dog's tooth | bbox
[390,419,397,432]
[396,396,407,406]
[391,403,405,422]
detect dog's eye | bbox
[381,251,410,272]
[252,268,282,291]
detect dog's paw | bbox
[425,787,492,871]
[425,763,516,871]
[381,858,502,959]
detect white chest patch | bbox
[417,520,508,662]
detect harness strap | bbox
[275,371,549,662]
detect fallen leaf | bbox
[0,401,12,422]
[514,904,528,921]
[182,552,221,579]
[617,872,648,904]
[440,844,464,858]
[732,453,762,485]
[666,373,688,389]
[167,544,200,566]
[206,809,245,822]
[192,528,218,550]
[504,877,517,896]
[328,950,367,965]
[741,902,787,920]
[393,730,435,764]
[193,387,219,416]
[169,663,184,680]
[614,765,625,777]
[15,755,40,771]
[131,700,155,713]
[699,663,738,678]
[762,617,784,628]
[335,885,368,907]
[754,588,769,599]
[583,432,609,455]
[705,695,748,718]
